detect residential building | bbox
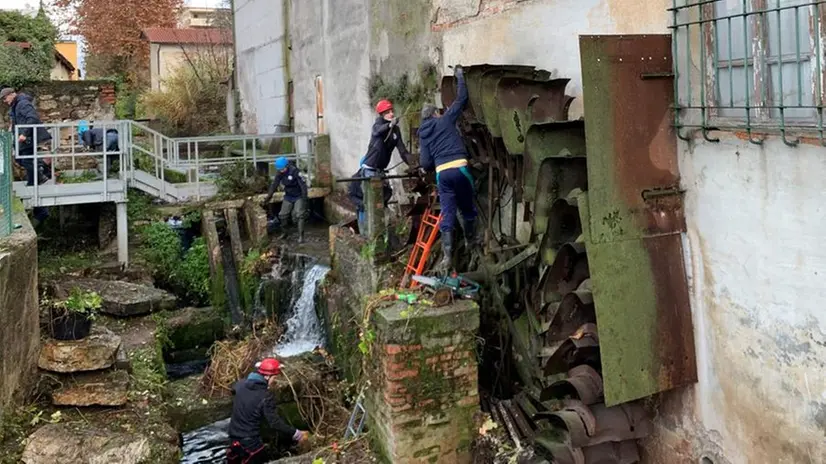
[141,27,233,91]
[177,6,230,28]
[54,41,80,80]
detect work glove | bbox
[388,117,399,129]
[297,430,310,443]
[454,64,464,79]
[417,167,427,178]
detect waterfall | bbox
[273,264,329,357]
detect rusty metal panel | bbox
[496,77,574,155]
[579,34,697,406]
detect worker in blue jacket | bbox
[263,157,309,243]
[417,65,478,272]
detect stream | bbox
[179,261,329,463]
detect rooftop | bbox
[141,27,232,45]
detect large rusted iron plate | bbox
[480,66,547,137]
[524,121,587,207]
[585,402,652,446]
[496,77,574,155]
[580,35,697,405]
[581,34,684,243]
[543,364,604,405]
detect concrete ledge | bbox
[0,209,39,431]
[205,187,331,210]
[376,300,481,344]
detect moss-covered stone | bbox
[166,307,226,352]
[166,375,233,433]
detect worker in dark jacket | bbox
[78,120,120,169]
[226,358,309,464]
[349,99,412,234]
[418,65,478,272]
[263,156,309,243]
[2,87,52,223]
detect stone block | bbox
[242,199,268,247]
[376,300,480,344]
[51,369,129,407]
[38,326,121,373]
[166,307,225,352]
[55,278,177,317]
[20,424,151,464]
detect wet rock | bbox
[167,307,225,351]
[57,278,177,316]
[51,369,129,407]
[38,326,121,373]
[21,423,151,464]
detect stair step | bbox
[51,369,129,407]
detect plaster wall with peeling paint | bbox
[638,135,826,464]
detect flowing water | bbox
[180,418,230,463]
[273,264,330,357]
[179,260,329,462]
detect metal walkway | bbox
[11,120,318,264]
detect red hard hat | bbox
[256,358,281,376]
[376,99,393,114]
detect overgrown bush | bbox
[141,222,210,306]
[215,161,269,199]
[0,10,57,87]
[367,62,439,117]
[141,50,232,136]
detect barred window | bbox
[672,0,826,143]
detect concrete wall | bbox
[233,0,289,134]
[0,211,39,433]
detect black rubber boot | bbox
[435,232,454,275]
[464,219,480,248]
[297,218,306,244]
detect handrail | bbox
[10,120,319,207]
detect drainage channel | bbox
[179,255,328,463]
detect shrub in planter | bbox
[50,288,102,340]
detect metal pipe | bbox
[335,174,419,183]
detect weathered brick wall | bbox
[367,300,480,464]
[1,80,116,126]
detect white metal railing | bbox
[10,120,319,206]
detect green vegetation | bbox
[141,55,231,136]
[239,248,263,313]
[0,9,57,87]
[140,223,211,306]
[130,347,168,399]
[38,249,102,280]
[367,63,439,118]
[57,170,98,184]
[60,288,103,320]
[215,161,269,199]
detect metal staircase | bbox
[8,120,319,264]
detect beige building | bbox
[54,41,80,80]
[177,6,230,28]
[141,27,233,91]
[4,41,76,81]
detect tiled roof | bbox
[141,27,232,45]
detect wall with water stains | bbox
[638,135,826,464]
[284,0,669,180]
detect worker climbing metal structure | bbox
[439,34,698,463]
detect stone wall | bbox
[367,300,480,463]
[1,80,116,126]
[0,209,39,434]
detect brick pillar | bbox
[367,300,480,464]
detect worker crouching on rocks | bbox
[349,99,413,233]
[418,65,479,273]
[227,358,310,464]
[263,156,309,243]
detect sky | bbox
[0,0,226,76]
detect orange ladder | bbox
[402,207,442,288]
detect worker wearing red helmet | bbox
[348,99,414,233]
[226,358,309,463]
